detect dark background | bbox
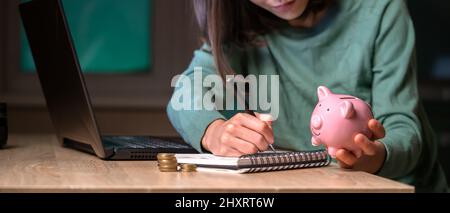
[408,1,450,184]
[0,0,449,184]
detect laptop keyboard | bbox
[102,136,192,149]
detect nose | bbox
[311,115,322,130]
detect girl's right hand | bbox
[201,113,275,157]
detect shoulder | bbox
[338,0,409,17]
[333,0,412,40]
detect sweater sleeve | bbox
[371,0,423,179]
[166,45,226,152]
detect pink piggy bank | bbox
[310,86,373,158]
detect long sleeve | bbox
[166,45,225,152]
[371,0,422,179]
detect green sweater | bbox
[167,0,448,192]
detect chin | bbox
[252,0,310,21]
[271,4,308,21]
[276,12,304,21]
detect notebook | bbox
[175,150,331,173]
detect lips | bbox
[273,0,294,8]
[272,0,295,13]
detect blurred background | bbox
[0,0,200,137]
[0,0,449,182]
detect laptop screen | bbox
[20,0,107,158]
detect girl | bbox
[167,0,448,192]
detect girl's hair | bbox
[193,0,329,79]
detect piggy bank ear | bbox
[317,86,332,101]
[339,101,354,118]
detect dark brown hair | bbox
[193,0,329,79]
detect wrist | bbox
[201,119,225,152]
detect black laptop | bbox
[19,0,198,160]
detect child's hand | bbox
[201,113,275,157]
[335,119,387,174]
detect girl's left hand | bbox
[336,119,387,174]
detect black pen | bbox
[227,78,277,153]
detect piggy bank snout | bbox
[311,115,323,130]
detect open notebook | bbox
[175,150,331,173]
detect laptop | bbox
[19,0,198,160]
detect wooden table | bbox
[0,134,414,193]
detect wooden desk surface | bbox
[0,134,414,193]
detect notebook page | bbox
[175,154,240,167]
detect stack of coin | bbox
[181,164,197,172]
[157,153,178,172]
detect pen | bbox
[246,110,277,153]
[228,78,277,153]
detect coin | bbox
[157,153,180,172]
[158,159,178,164]
[158,168,178,172]
[157,153,176,160]
[158,157,176,161]
[158,164,179,169]
[181,164,197,172]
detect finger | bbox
[354,134,376,156]
[238,113,274,143]
[217,133,246,157]
[226,136,260,155]
[255,113,273,128]
[226,123,269,151]
[222,147,245,157]
[232,113,274,144]
[336,149,358,166]
[338,160,352,169]
[368,119,385,140]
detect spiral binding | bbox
[240,150,331,173]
